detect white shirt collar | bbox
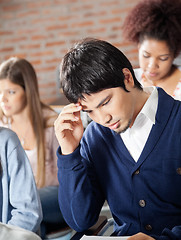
[136,86,158,125]
[120,87,158,162]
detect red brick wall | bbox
[0,0,139,104]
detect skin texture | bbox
[54,68,148,154]
[54,102,83,155]
[0,78,27,117]
[138,38,181,96]
[0,78,36,150]
[80,87,135,133]
[138,39,174,82]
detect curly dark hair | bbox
[122,0,181,57]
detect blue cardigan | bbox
[57,88,181,240]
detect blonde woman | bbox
[0,57,65,238]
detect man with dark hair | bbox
[54,38,181,240]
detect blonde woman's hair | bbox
[0,57,57,187]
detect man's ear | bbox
[122,68,134,88]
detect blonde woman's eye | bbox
[9,90,16,94]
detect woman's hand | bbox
[54,103,84,155]
[141,73,154,87]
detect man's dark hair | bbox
[60,38,142,103]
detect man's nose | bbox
[96,110,111,125]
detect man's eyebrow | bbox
[81,95,110,112]
[96,96,109,108]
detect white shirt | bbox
[120,87,158,162]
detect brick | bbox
[2,4,23,12]
[46,24,68,31]
[20,44,41,49]
[0,0,140,102]
[71,21,94,28]
[30,51,54,57]
[100,17,122,24]
[0,47,14,52]
[0,31,13,36]
[46,41,65,47]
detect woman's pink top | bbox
[0,108,59,187]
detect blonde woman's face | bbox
[0,78,27,117]
[138,39,174,82]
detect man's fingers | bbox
[63,103,82,114]
[57,112,79,122]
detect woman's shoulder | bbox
[0,115,10,128]
[42,105,58,127]
[133,68,143,83]
[176,65,181,72]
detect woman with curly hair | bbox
[123,0,181,100]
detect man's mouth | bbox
[107,120,120,130]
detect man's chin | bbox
[113,121,131,134]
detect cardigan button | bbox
[145,224,152,231]
[176,168,181,175]
[139,200,146,207]
[134,169,140,175]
